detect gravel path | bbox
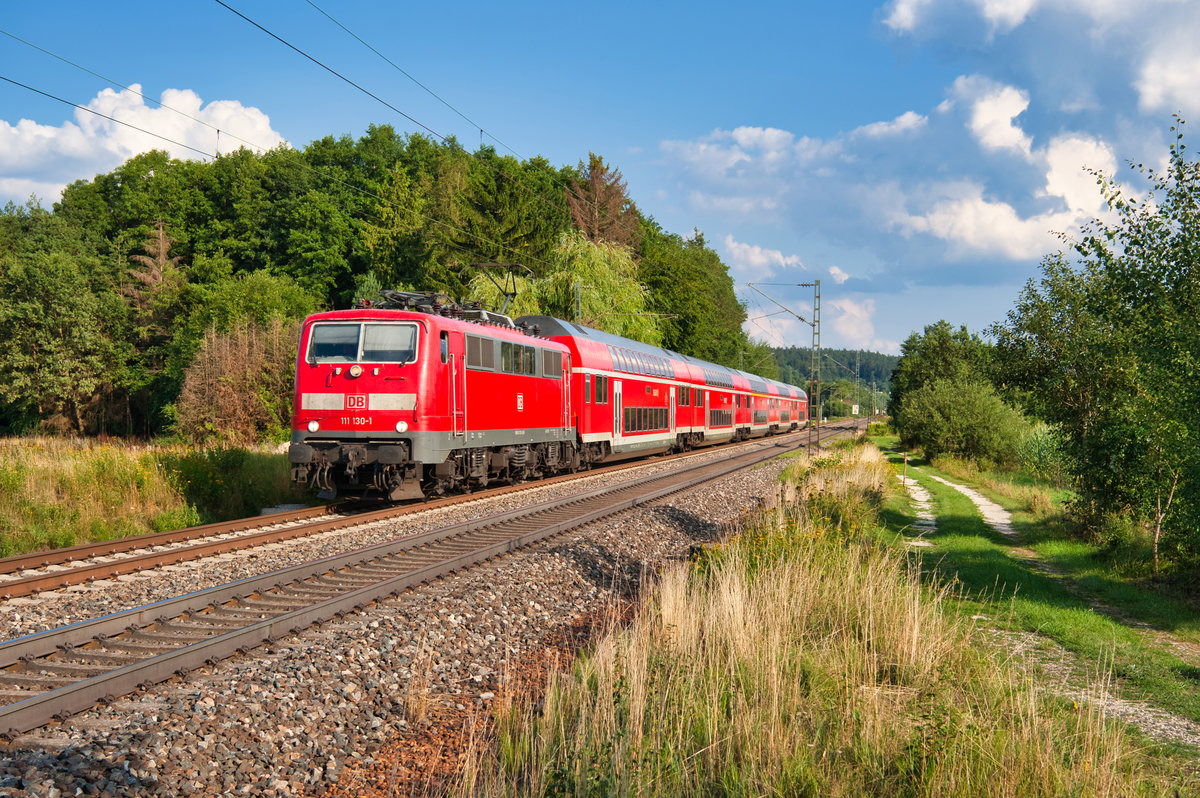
[914,468,1200,752]
[0,446,795,797]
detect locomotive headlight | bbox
[348,364,363,378]
[394,421,409,433]
[307,420,320,433]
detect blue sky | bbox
[2,1,1197,354]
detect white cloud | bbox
[0,84,286,204]
[1136,42,1200,116]
[975,0,1039,31]
[724,234,804,283]
[1041,134,1116,213]
[829,298,899,353]
[660,137,750,175]
[853,110,927,138]
[890,181,1074,259]
[829,266,850,284]
[884,0,935,31]
[952,76,1033,157]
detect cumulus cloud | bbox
[952,76,1033,157]
[1041,134,1116,212]
[0,84,285,204]
[890,181,1073,259]
[829,298,899,353]
[1136,41,1200,116]
[723,234,804,283]
[974,0,1039,30]
[829,266,850,284]
[853,111,927,139]
[883,0,935,31]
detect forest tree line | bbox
[0,128,794,439]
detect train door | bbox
[703,390,709,432]
[447,331,466,438]
[669,385,676,433]
[613,379,623,448]
[562,355,571,431]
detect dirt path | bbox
[903,468,1200,751]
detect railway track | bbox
[0,420,859,737]
[0,424,854,599]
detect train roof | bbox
[517,315,806,400]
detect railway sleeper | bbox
[54,649,144,666]
[175,614,255,630]
[204,604,290,619]
[8,661,108,678]
[232,596,312,611]
[133,627,217,644]
[89,638,177,655]
[0,672,76,690]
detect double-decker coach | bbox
[516,316,807,465]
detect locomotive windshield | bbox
[307,322,418,364]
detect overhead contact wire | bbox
[211,0,445,141]
[303,0,522,160]
[216,0,567,218]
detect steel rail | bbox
[0,425,843,598]
[0,426,859,737]
[0,504,341,576]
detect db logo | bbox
[516,393,524,411]
[346,395,367,410]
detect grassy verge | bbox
[456,443,1187,796]
[871,434,1200,729]
[0,437,310,557]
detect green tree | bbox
[993,121,1200,569]
[0,251,125,433]
[898,379,1028,465]
[468,230,662,344]
[888,320,990,419]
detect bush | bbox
[174,318,299,445]
[1016,423,1071,487]
[897,379,1028,466]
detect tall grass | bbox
[0,437,307,557]
[457,445,1171,796]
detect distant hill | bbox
[771,346,899,391]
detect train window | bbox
[543,350,563,379]
[585,374,592,402]
[466,335,495,370]
[523,346,536,375]
[311,322,419,364]
[500,341,514,373]
[362,324,418,362]
[308,323,360,362]
[440,332,449,364]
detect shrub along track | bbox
[0,421,858,739]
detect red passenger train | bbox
[288,292,807,500]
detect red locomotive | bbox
[288,292,807,500]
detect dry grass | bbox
[457,444,1166,796]
[0,436,303,556]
